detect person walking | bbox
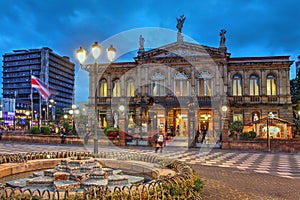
[200,130,207,143]
[155,132,164,153]
[84,130,91,145]
[61,128,67,144]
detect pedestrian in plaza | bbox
[155,132,164,153]
[200,130,207,143]
[195,130,200,143]
[61,128,67,144]
[84,130,91,145]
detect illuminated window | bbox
[174,72,189,96]
[266,74,277,95]
[112,79,121,97]
[232,74,242,96]
[249,74,259,96]
[126,78,135,97]
[99,79,107,97]
[99,113,107,128]
[233,112,243,122]
[197,71,213,96]
[151,72,165,96]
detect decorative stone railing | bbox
[0,151,201,199]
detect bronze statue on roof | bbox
[176,15,186,33]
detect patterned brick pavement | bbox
[1,142,299,180]
[1,142,300,199]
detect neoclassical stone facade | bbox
[86,28,293,145]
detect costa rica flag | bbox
[31,75,54,100]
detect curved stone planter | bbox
[0,151,200,199]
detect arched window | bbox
[249,74,259,96]
[112,79,121,97]
[174,72,189,96]
[197,71,213,96]
[99,79,107,97]
[126,78,135,97]
[266,74,277,95]
[232,74,242,96]
[151,72,165,96]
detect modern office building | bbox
[2,47,75,123]
[82,18,294,146]
[296,55,300,76]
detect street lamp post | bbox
[25,111,30,130]
[221,105,228,142]
[266,112,275,152]
[69,104,79,135]
[49,99,55,122]
[76,42,116,155]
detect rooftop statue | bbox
[220,29,226,47]
[139,35,145,49]
[176,14,186,33]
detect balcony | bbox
[267,96,278,102]
[250,96,260,102]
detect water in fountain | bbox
[5,157,144,191]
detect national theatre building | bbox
[84,17,294,146]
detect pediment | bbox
[136,42,227,60]
[152,47,209,58]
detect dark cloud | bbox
[0,0,299,102]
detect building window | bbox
[197,71,213,96]
[233,112,243,122]
[174,72,189,96]
[126,78,135,97]
[99,79,107,97]
[151,72,165,96]
[112,79,121,97]
[249,74,259,96]
[232,74,242,96]
[99,113,107,128]
[266,74,277,95]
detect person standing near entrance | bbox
[200,130,207,143]
[155,132,164,153]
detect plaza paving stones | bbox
[1,142,300,180]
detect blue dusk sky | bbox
[0,0,299,103]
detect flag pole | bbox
[39,92,42,129]
[30,72,34,126]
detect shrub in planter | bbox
[30,126,40,134]
[40,126,51,134]
[240,132,250,140]
[248,131,257,139]
[229,121,244,140]
[104,127,119,137]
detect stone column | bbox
[221,115,229,142]
[188,107,195,148]
[149,111,156,136]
